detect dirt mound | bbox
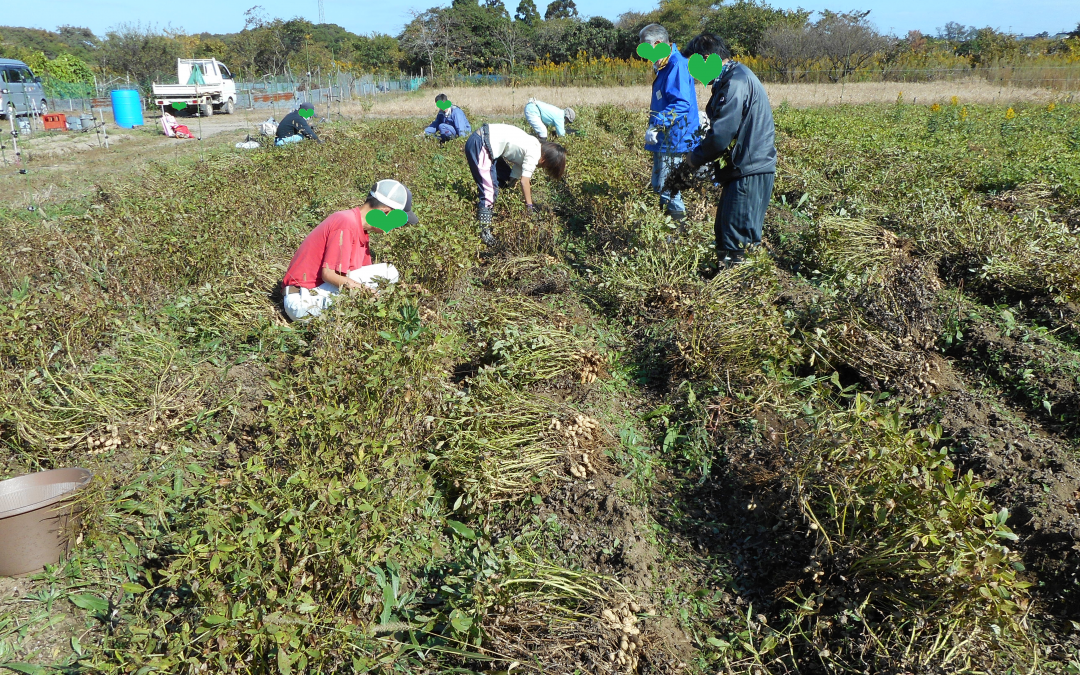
[914,361,1080,619]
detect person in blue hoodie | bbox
[641,23,699,225]
[423,94,472,142]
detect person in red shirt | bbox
[282,179,418,321]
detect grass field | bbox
[1,99,1079,674]
[365,79,1072,117]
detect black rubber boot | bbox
[478,205,497,246]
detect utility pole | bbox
[318,0,324,23]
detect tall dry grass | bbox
[365,79,1068,118]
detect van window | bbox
[18,68,34,82]
[0,69,7,83]
[4,68,22,83]
[220,65,233,79]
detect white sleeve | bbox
[519,138,540,179]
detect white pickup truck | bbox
[152,59,237,116]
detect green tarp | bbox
[186,65,206,86]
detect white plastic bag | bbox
[258,118,278,137]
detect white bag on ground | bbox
[259,118,278,137]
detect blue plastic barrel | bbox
[110,89,144,128]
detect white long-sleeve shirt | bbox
[487,123,541,179]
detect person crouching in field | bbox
[523,98,576,139]
[281,179,418,321]
[423,93,472,142]
[276,102,322,146]
[681,33,775,267]
[464,123,566,246]
[641,22,699,226]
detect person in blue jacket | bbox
[641,23,699,224]
[423,93,472,142]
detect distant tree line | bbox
[0,4,1077,89]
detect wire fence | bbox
[40,74,426,118]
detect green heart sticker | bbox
[436,99,452,111]
[365,209,409,233]
[636,42,672,62]
[171,102,186,110]
[688,53,724,84]
[299,107,313,118]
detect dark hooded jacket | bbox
[688,61,775,185]
[276,103,321,142]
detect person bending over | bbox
[276,102,321,146]
[681,33,775,267]
[423,93,472,142]
[463,123,566,246]
[281,179,418,321]
[523,98,576,139]
[640,22,699,226]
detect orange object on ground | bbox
[42,113,67,131]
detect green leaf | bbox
[380,582,395,624]
[70,593,109,613]
[706,637,730,649]
[277,648,291,675]
[449,609,473,632]
[201,614,228,625]
[2,663,47,675]
[121,582,148,594]
[296,603,318,614]
[446,520,476,540]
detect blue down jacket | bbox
[645,45,700,154]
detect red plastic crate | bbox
[42,113,67,131]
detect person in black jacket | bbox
[276,102,322,146]
[681,34,775,266]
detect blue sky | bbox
[5,0,1077,39]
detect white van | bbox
[0,58,48,119]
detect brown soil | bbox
[925,325,1080,621]
[954,321,1080,433]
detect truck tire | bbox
[224,98,235,115]
[200,102,214,117]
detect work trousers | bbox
[427,123,458,142]
[282,263,399,321]
[651,152,685,216]
[275,134,304,146]
[464,131,514,210]
[715,172,775,255]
